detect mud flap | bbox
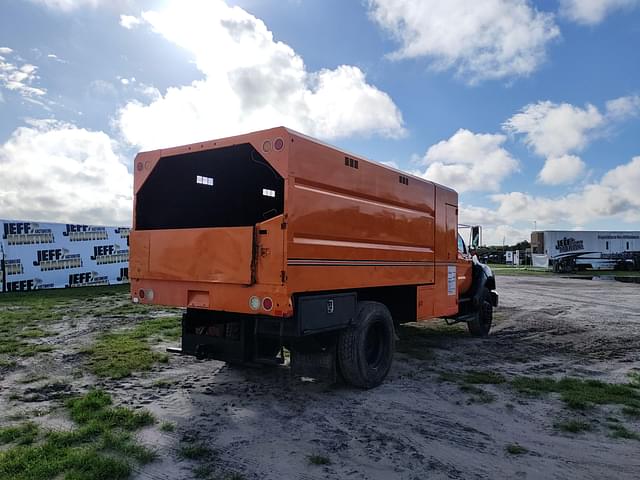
[290,345,337,383]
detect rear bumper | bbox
[130,278,292,317]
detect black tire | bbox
[467,287,493,337]
[338,301,395,389]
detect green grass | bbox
[554,419,592,434]
[178,443,215,461]
[0,389,156,480]
[0,358,17,369]
[0,423,39,445]
[462,370,506,385]
[0,285,130,363]
[608,424,640,440]
[159,422,175,432]
[511,376,640,410]
[492,267,551,277]
[18,328,55,338]
[85,316,181,379]
[622,406,640,418]
[505,443,528,455]
[491,266,640,278]
[307,454,331,466]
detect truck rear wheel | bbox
[338,301,395,389]
[467,287,493,337]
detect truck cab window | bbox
[457,234,466,254]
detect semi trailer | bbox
[130,127,498,388]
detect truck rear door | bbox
[131,143,285,286]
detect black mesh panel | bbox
[136,144,284,230]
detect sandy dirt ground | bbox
[1,275,640,480]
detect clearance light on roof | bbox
[262,138,284,153]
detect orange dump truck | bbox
[130,127,498,388]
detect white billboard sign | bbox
[1,219,129,292]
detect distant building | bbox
[531,230,640,271]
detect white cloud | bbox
[29,0,104,10]
[491,156,640,225]
[0,52,47,99]
[419,129,519,192]
[367,0,559,83]
[116,0,404,150]
[457,204,530,245]
[120,14,141,29]
[559,0,640,25]
[0,47,13,54]
[538,154,586,185]
[503,100,603,158]
[504,97,640,185]
[605,94,640,121]
[0,120,132,225]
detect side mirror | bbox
[470,226,481,248]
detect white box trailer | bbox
[531,230,640,272]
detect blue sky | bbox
[1,0,639,244]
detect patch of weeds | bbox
[0,422,39,445]
[622,406,640,418]
[608,424,640,440]
[554,419,592,434]
[160,422,176,432]
[628,371,640,387]
[193,464,215,479]
[85,316,181,379]
[463,370,506,385]
[0,359,17,369]
[179,442,216,461]
[439,370,506,385]
[511,376,640,410]
[0,389,155,480]
[439,370,501,404]
[505,443,528,455]
[18,328,54,338]
[307,454,331,466]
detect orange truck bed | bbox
[131,126,459,318]
[130,127,496,387]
